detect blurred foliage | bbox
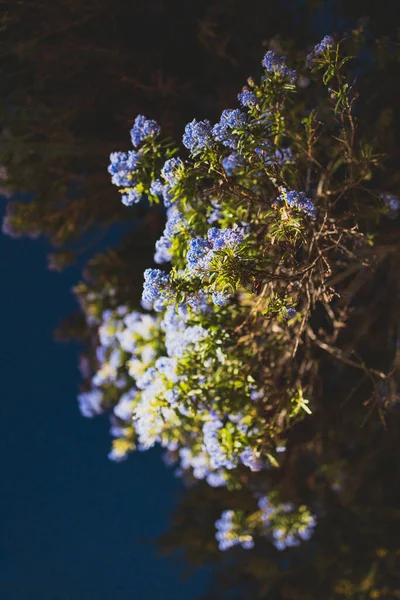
[1,0,399,260]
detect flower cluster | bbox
[306,35,334,68]
[276,187,317,219]
[258,497,317,550]
[78,36,398,557]
[108,114,173,206]
[237,89,257,108]
[183,119,214,153]
[161,157,185,186]
[108,151,140,187]
[212,109,248,150]
[88,38,330,492]
[222,152,245,175]
[154,208,186,264]
[142,268,172,310]
[215,510,255,551]
[381,193,400,219]
[255,145,294,167]
[186,227,245,274]
[262,51,297,83]
[215,497,317,552]
[76,304,162,461]
[130,115,161,147]
[150,179,175,207]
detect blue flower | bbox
[155,356,178,383]
[277,188,316,219]
[150,179,175,208]
[275,147,294,165]
[213,109,247,150]
[220,109,248,129]
[306,35,334,68]
[206,472,227,487]
[258,496,275,522]
[161,306,208,358]
[255,145,293,166]
[113,390,136,421]
[161,157,184,186]
[203,417,236,470]
[186,290,209,312]
[381,193,400,219]
[165,389,179,406]
[136,367,157,390]
[108,448,130,462]
[203,417,225,468]
[185,227,244,278]
[262,50,285,71]
[108,150,144,206]
[130,115,161,147]
[183,119,213,152]
[241,539,255,549]
[215,510,254,551]
[121,188,143,206]
[207,226,245,250]
[239,447,264,471]
[212,291,230,306]
[108,151,140,187]
[142,268,170,305]
[262,51,297,83]
[162,186,174,207]
[207,203,223,224]
[286,307,297,319]
[381,193,400,211]
[271,510,317,550]
[78,389,104,418]
[186,237,213,272]
[237,89,257,107]
[154,208,185,264]
[150,179,164,196]
[222,152,245,175]
[207,227,226,250]
[298,515,317,540]
[153,238,171,264]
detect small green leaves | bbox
[290,388,312,417]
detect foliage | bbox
[2,0,399,269]
[66,34,400,597]
[3,4,400,596]
[0,0,315,266]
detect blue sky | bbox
[0,198,208,599]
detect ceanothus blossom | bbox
[78,389,104,418]
[262,51,297,83]
[183,119,213,153]
[130,115,161,147]
[222,152,245,175]
[186,226,245,273]
[213,109,248,150]
[215,510,254,551]
[237,89,257,107]
[161,157,184,186]
[142,268,171,309]
[306,35,334,68]
[154,208,185,264]
[276,188,316,219]
[108,151,140,187]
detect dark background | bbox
[0,197,208,599]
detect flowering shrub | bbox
[76,35,400,562]
[215,496,316,551]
